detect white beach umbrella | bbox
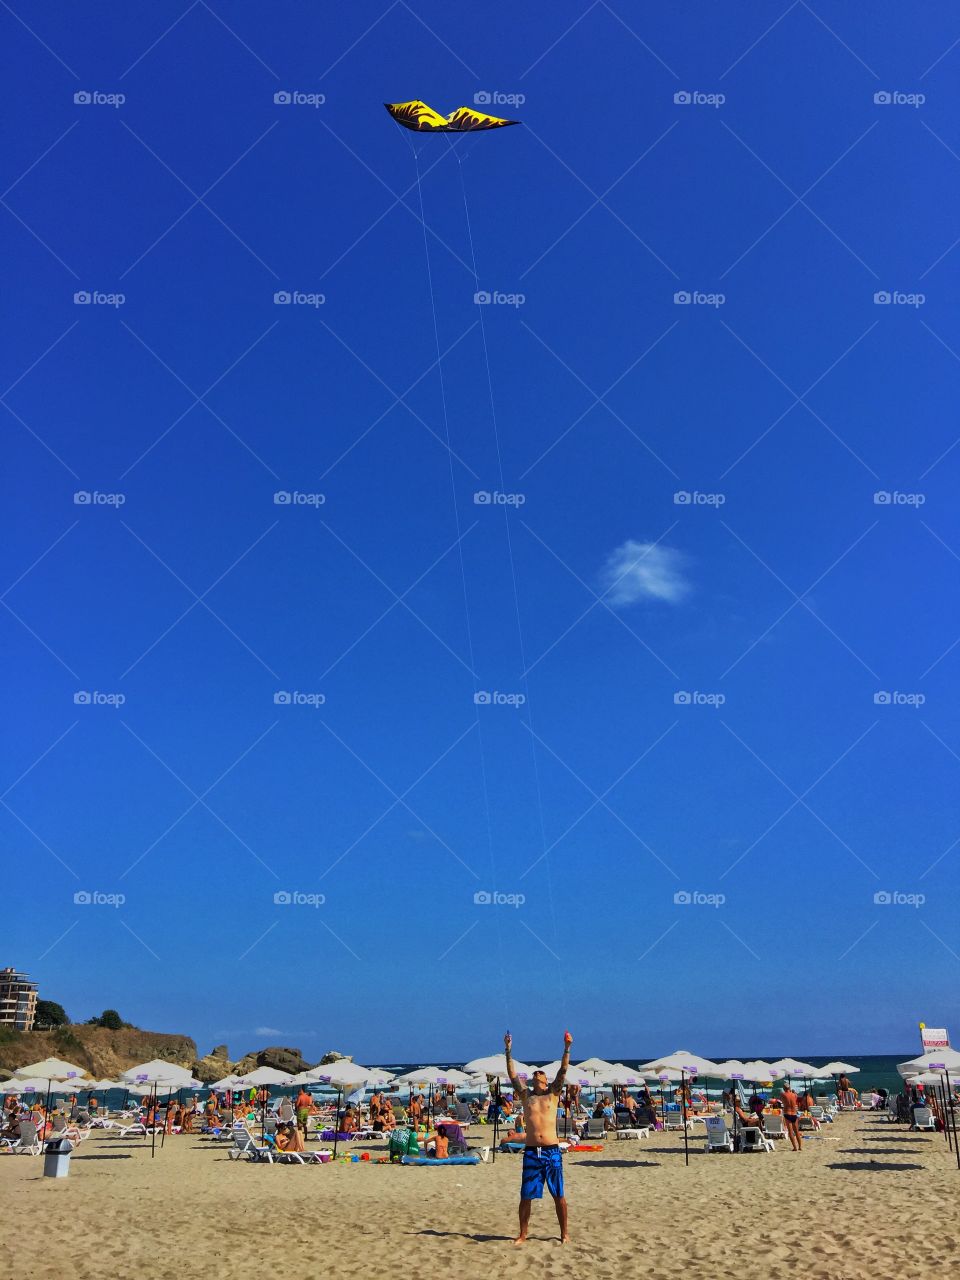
[897,1048,960,1078]
[739,1060,777,1082]
[120,1060,197,1086]
[573,1057,619,1074]
[233,1066,296,1087]
[818,1061,860,1075]
[605,1065,643,1086]
[7,1076,72,1094]
[463,1053,533,1081]
[770,1058,818,1076]
[14,1057,88,1081]
[714,1060,748,1077]
[309,1061,377,1089]
[209,1074,245,1090]
[639,1050,721,1076]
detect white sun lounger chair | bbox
[704,1114,734,1152]
[5,1120,42,1155]
[584,1118,608,1140]
[911,1108,936,1131]
[762,1114,786,1140]
[739,1125,774,1153]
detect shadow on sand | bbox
[828,1161,923,1172]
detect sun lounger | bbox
[614,1126,650,1141]
[584,1118,608,1140]
[911,1108,936,1131]
[5,1121,42,1155]
[762,1114,786,1140]
[704,1114,734,1152]
[739,1125,774,1153]
[664,1112,691,1132]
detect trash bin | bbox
[43,1138,73,1177]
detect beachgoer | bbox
[780,1085,803,1151]
[505,1029,572,1246]
[296,1087,312,1135]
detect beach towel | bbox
[400,1155,480,1166]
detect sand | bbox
[2,1112,958,1279]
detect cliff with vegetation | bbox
[0,1026,197,1080]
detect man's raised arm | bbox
[504,1032,526,1097]
[552,1030,573,1094]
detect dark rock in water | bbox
[233,1046,308,1076]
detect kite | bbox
[385,100,520,132]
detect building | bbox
[0,967,38,1031]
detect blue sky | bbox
[3,1,959,1065]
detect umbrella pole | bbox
[681,1068,689,1167]
[151,1082,158,1159]
[160,1087,172,1149]
[945,1069,960,1171]
[333,1088,342,1159]
[492,1079,500,1164]
[42,1079,53,1146]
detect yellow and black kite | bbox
[385,100,520,132]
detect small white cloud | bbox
[254,1026,283,1037]
[599,540,689,606]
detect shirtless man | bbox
[780,1084,803,1151]
[505,1029,572,1246]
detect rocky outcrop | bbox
[232,1046,308,1076]
[0,1027,198,1080]
[319,1050,352,1065]
[193,1044,231,1083]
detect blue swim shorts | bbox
[520,1145,564,1200]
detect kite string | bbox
[452,141,566,1019]
[408,136,510,1018]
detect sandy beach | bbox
[2,1111,957,1280]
